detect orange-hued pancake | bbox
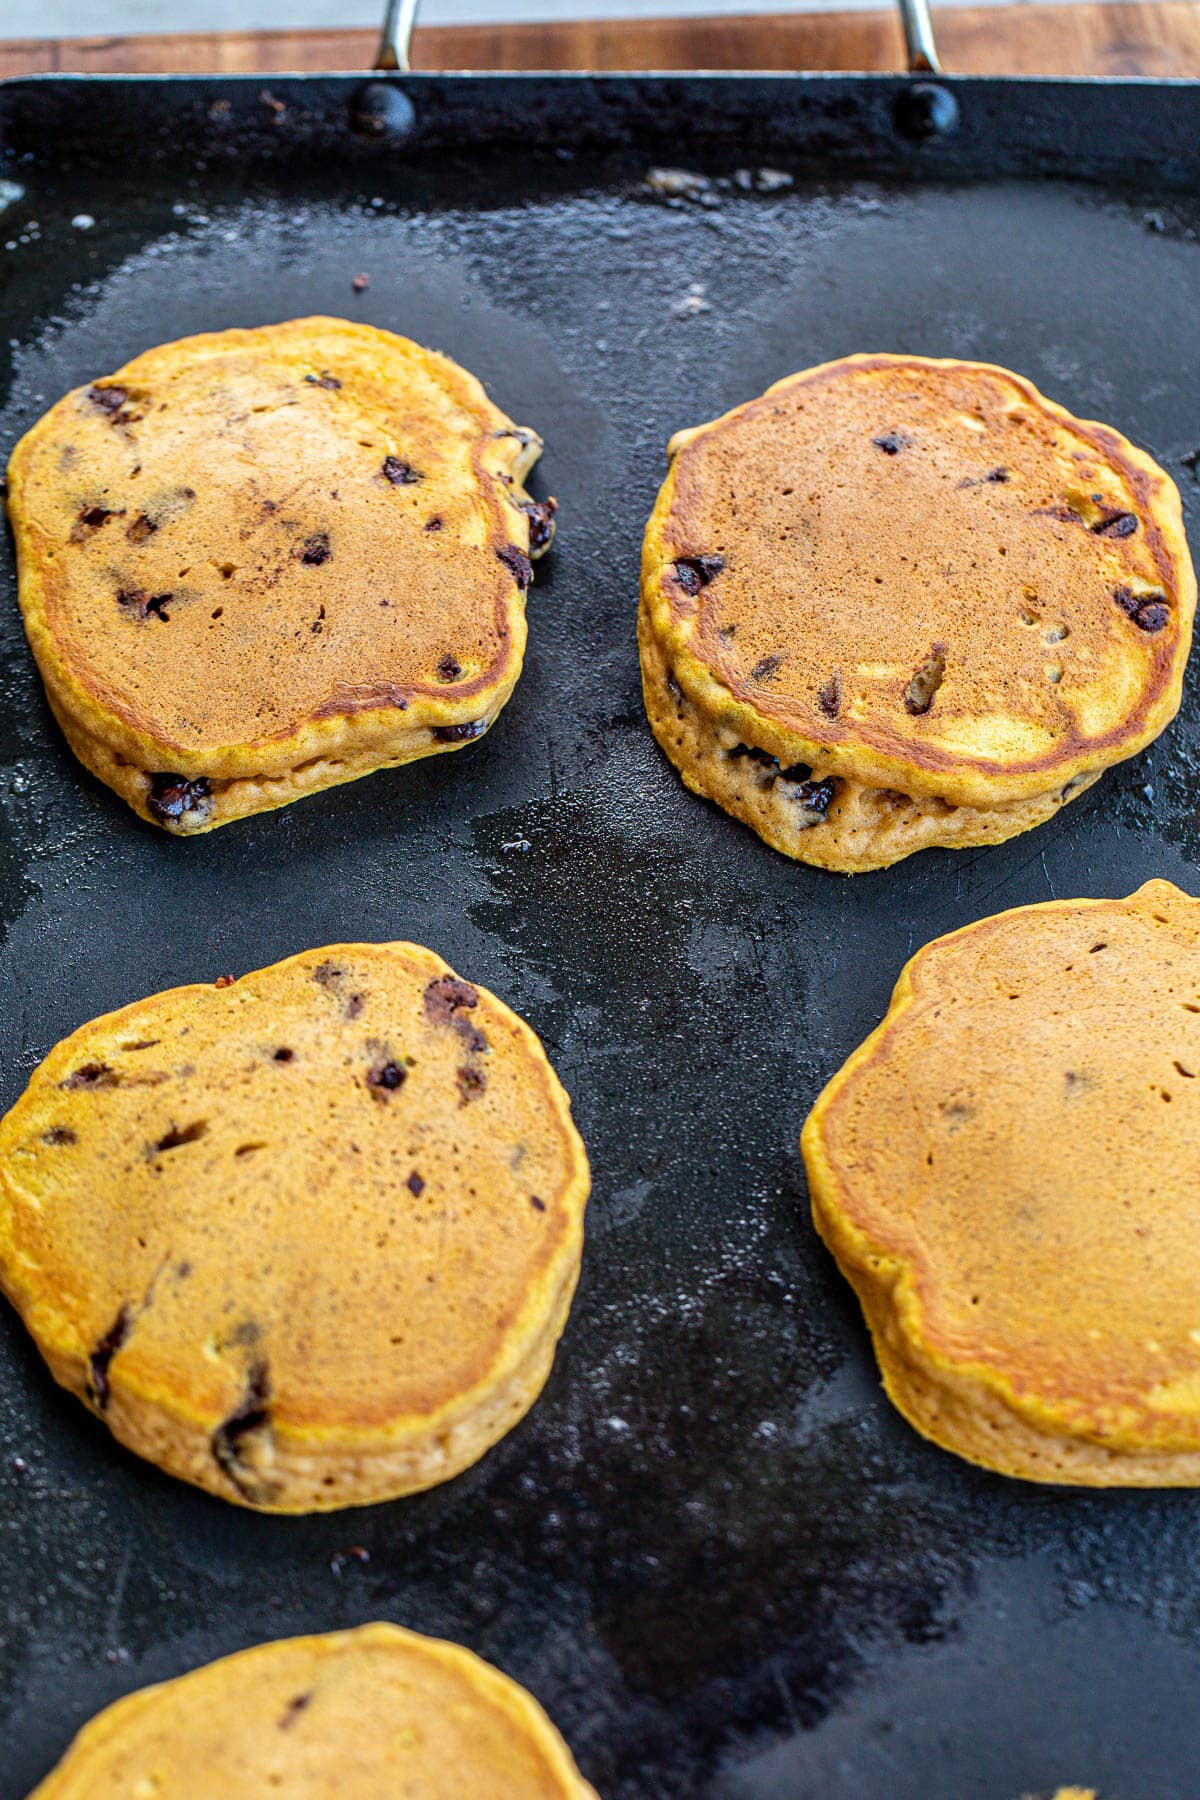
[803,880,1200,1484]
[7,318,556,832]
[0,944,589,1511]
[28,1624,598,1798]
[641,355,1195,871]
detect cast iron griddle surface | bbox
[1,84,1200,1798]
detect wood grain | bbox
[2,4,1199,82]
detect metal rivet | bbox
[894,82,960,143]
[350,81,417,142]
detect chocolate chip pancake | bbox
[29,1623,598,1798]
[640,354,1195,871]
[0,943,589,1511]
[803,879,1200,1484]
[6,317,557,833]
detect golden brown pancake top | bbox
[806,881,1200,1448]
[0,944,586,1449]
[8,318,542,763]
[647,356,1195,802]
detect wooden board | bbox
[2,4,1200,81]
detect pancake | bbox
[640,354,1195,872]
[6,317,556,833]
[0,943,589,1512]
[28,1622,598,1798]
[803,879,1200,1485]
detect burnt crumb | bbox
[125,511,157,545]
[71,502,122,539]
[367,1061,406,1097]
[352,272,370,292]
[382,455,421,485]
[211,1360,275,1504]
[147,773,213,827]
[299,532,331,566]
[520,496,558,553]
[408,1171,426,1196]
[872,432,911,455]
[42,1126,77,1146]
[117,587,172,622]
[425,517,443,532]
[303,371,341,389]
[279,1693,313,1731]
[817,673,842,719]
[457,1065,487,1104]
[89,1305,132,1410]
[531,1195,546,1212]
[330,1545,371,1576]
[344,993,365,1020]
[433,720,487,743]
[61,1062,118,1091]
[273,1048,294,1062]
[751,654,783,683]
[1091,508,1138,538]
[904,645,947,715]
[437,654,462,682]
[1115,586,1170,632]
[153,1121,207,1154]
[496,544,533,588]
[673,554,724,596]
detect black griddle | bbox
[2,68,1200,1800]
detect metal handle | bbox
[898,0,943,73]
[375,0,420,71]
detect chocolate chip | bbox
[673,554,725,595]
[520,496,558,553]
[408,1171,426,1196]
[729,743,780,770]
[751,654,782,683]
[788,773,838,821]
[304,371,341,389]
[299,532,331,566]
[872,432,911,455]
[986,467,1009,483]
[1114,586,1170,632]
[117,588,172,622]
[496,545,533,588]
[126,512,157,544]
[88,1304,131,1411]
[457,1065,486,1104]
[1092,509,1138,538]
[425,517,443,532]
[818,673,841,719]
[312,962,345,989]
[211,1360,274,1504]
[147,774,213,827]
[903,645,946,715]
[279,1693,313,1731]
[531,1195,546,1212]
[367,1061,406,1096]
[344,993,364,1020]
[382,455,421,485]
[72,503,120,537]
[433,721,487,743]
[43,1126,76,1145]
[425,976,479,1023]
[274,1048,294,1062]
[87,384,129,415]
[437,654,462,682]
[61,1062,118,1091]
[153,1121,207,1154]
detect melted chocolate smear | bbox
[87,384,130,417]
[437,654,462,682]
[457,1065,487,1104]
[117,588,172,622]
[433,720,487,743]
[367,1061,406,1097]
[153,1121,208,1154]
[126,512,157,545]
[73,503,121,537]
[751,655,783,683]
[673,554,724,596]
[1115,586,1170,632]
[521,496,558,553]
[496,544,533,588]
[425,975,479,1024]
[43,1126,77,1146]
[904,646,947,715]
[299,532,331,566]
[89,1305,131,1411]
[817,673,841,719]
[382,455,421,486]
[1092,509,1139,538]
[147,774,213,827]
[211,1360,275,1504]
